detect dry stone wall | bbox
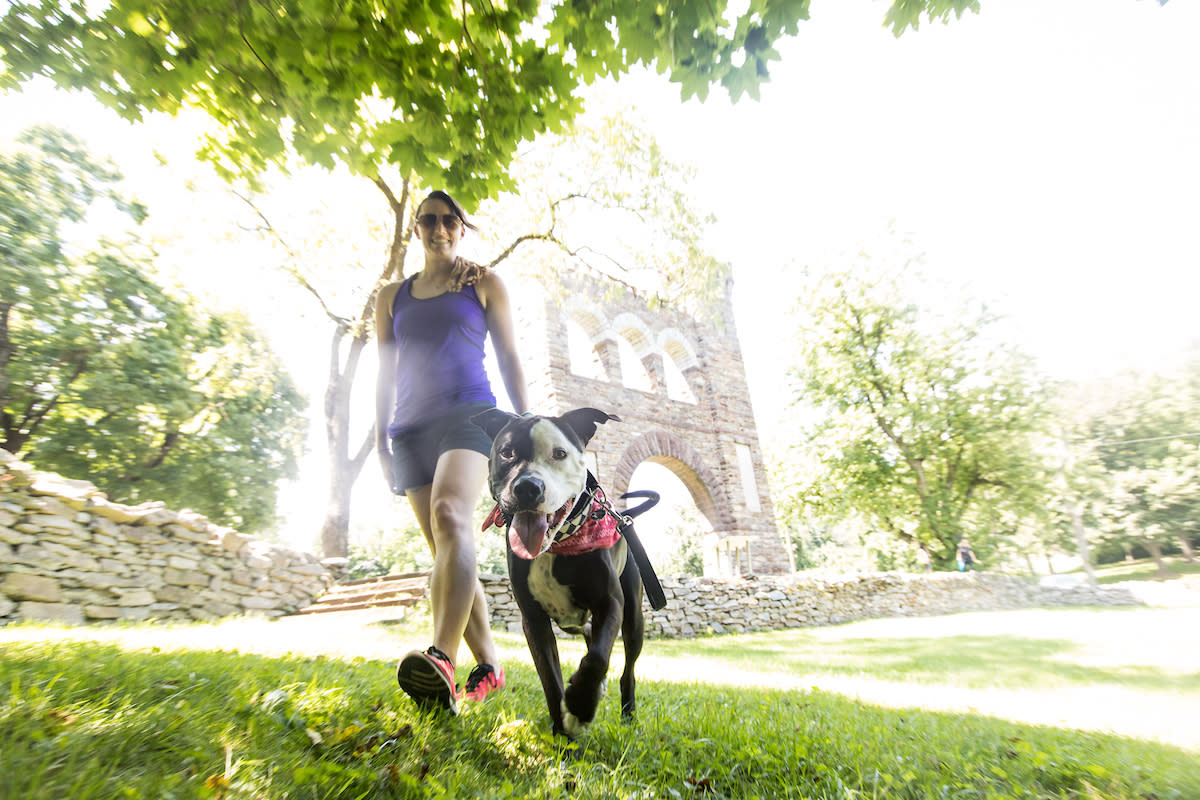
[480,570,1143,638]
[0,451,331,624]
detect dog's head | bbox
[472,407,620,559]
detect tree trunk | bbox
[319,446,360,559]
[1069,500,1098,586]
[317,324,375,558]
[310,176,413,558]
[1178,535,1195,563]
[1144,540,1176,579]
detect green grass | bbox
[1081,556,1200,584]
[1,608,1197,799]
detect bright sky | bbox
[618,0,1199,418]
[3,0,1198,552]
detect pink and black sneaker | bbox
[396,646,459,714]
[463,663,506,703]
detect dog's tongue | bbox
[509,511,549,560]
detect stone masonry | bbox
[509,266,792,575]
[0,450,331,624]
[481,570,1147,639]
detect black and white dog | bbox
[472,407,665,738]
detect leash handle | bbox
[618,490,660,520]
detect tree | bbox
[0,0,995,556]
[777,254,1053,569]
[1,126,306,531]
[1074,365,1200,576]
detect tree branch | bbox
[233,189,353,329]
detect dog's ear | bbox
[471,408,520,440]
[557,408,621,446]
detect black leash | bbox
[583,474,668,611]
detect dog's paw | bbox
[561,700,590,739]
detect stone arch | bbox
[610,312,655,357]
[656,328,700,371]
[511,268,792,575]
[610,430,736,531]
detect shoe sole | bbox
[397,655,458,715]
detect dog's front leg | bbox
[520,610,568,735]
[562,589,623,738]
[509,555,569,735]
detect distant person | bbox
[375,189,528,714]
[956,538,977,572]
[916,541,933,572]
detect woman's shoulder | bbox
[378,280,405,298]
[375,279,407,311]
[472,270,507,305]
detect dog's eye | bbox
[498,446,516,460]
[551,448,568,460]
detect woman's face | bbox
[415,197,465,258]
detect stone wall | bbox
[480,570,1143,638]
[0,451,331,624]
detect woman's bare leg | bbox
[405,448,498,669]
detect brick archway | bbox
[509,267,793,575]
[610,430,735,532]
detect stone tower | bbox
[507,268,792,576]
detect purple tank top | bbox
[387,276,495,436]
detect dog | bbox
[472,407,665,738]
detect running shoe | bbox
[463,663,506,703]
[396,646,459,714]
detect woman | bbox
[375,190,528,713]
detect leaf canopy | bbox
[0,0,988,205]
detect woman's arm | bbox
[477,272,529,414]
[374,282,402,490]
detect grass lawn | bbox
[1,604,1197,799]
[1081,556,1200,584]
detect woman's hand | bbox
[378,440,397,493]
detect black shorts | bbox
[389,402,495,493]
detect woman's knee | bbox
[429,496,471,538]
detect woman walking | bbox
[375,190,528,713]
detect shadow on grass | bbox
[1,634,1197,800]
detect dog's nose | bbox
[513,476,544,506]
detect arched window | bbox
[566,318,607,380]
[659,333,700,404]
[616,333,653,392]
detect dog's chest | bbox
[528,554,588,629]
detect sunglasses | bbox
[417,213,463,231]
